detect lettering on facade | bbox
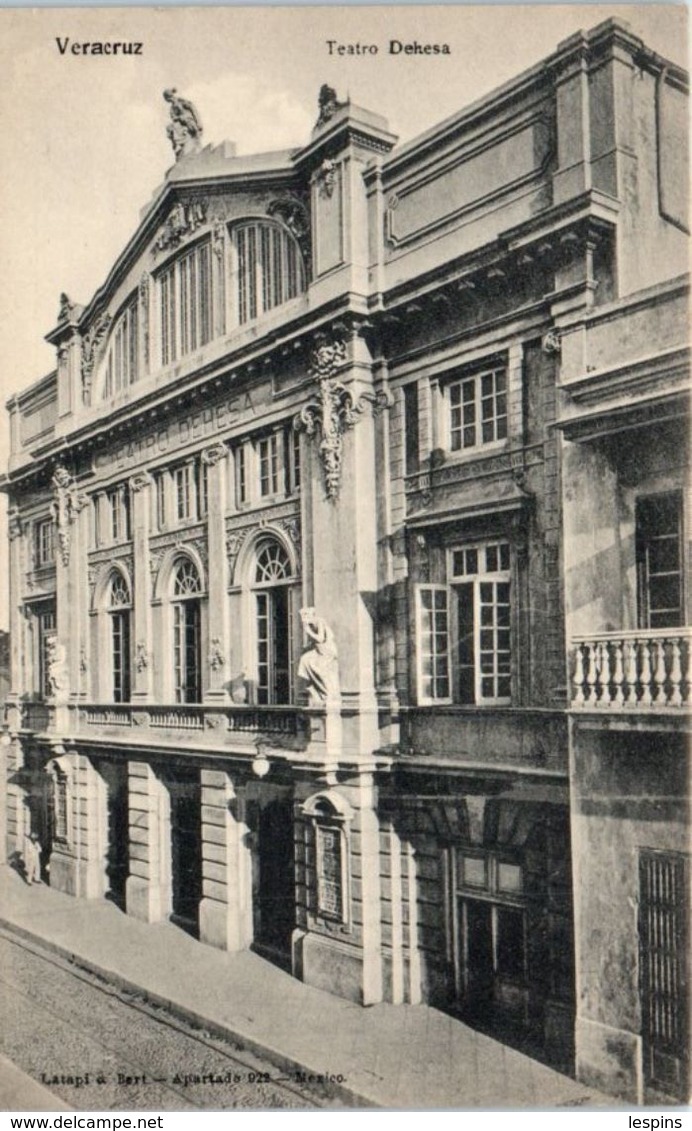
[94,393,256,473]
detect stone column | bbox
[198,769,253,951]
[72,499,91,701]
[126,761,171,923]
[129,473,153,701]
[201,444,230,703]
[6,508,25,730]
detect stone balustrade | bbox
[571,629,691,709]
[19,700,312,749]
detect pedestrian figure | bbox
[24,831,42,885]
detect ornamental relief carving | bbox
[8,510,23,541]
[294,335,391,501]
[154,199,208,253]
[50,466,90,566]
[138,273,151,370]
[81,314,112,407]
[267,194,311,272]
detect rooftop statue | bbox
[163,88,203,160]
[315,84,344,128]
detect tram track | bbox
[0,926,348,1110]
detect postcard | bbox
[0,3,689,1115]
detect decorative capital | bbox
[542,328,561,356]
[226,528,250,570]
[129,472,152,493]
[308,335,347,382]
[201,443,227,467]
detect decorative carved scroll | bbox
[81,313,112,406]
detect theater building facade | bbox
[2,20,689,1103]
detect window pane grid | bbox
[449,366,507,452]
[418,587,450,701]
[235,222,305,326]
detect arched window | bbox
[102,296,139,399]
[172,558,203,703]
[232,222,306,326]
[159,238,213,366]
[253,537,294,705]
[108,572,132,703]
[255,540,292,584]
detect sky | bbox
[0,2,689,629]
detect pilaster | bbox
[202,444,230,702]
[297,329,387,759]
[129,473,153,701]
[126,760,171,923]
[198,769,253,951]
[7,508,25,716]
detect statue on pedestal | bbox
[298,608,340,704]
[46,636,69,702]
[163,88,203,160]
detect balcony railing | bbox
[571,629,691,710]
[19,700,311,749]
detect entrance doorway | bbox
[98,761,129,909]
[639,850,690,1100]
[168,771,202,935]
[255,798,295,965]
[457,896,528,1033]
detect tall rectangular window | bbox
[416,586,451,703]
[175,465,193,522]
[111,610,131,703]
[104,487,131,544]
[103,298,138,398]
[448,364,507,453]
[258,433,280,497]
[235,445,247,506]
[404,382,420,475]
[37,608,56,698]
[34,519,55,568]
[234,222,305,326]
[416,542,512,706]
[174,601,202,703]
[160,264,177,366]
[155,473,167,531]
[285,428,301,494]
[196,459,208,518]
[636,493,684,628]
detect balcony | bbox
[19,701,312,754]
[399,706,568,774]
[571,629,691,713]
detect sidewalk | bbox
[0,867,616,1110]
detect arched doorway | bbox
[171,558,203,703]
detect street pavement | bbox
[0,866,619,1110]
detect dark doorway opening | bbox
[98,761,129,910]
[168,770,202,936]
[255,798,295,968]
